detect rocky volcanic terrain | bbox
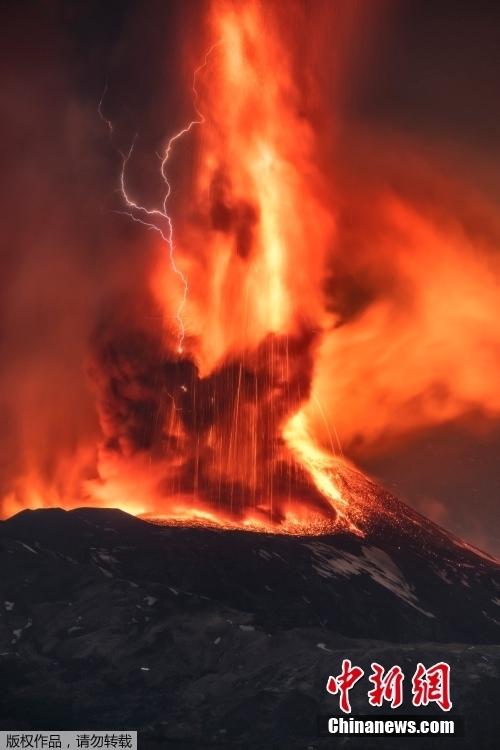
[1,502,500,749]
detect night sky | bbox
[1,0,500,555]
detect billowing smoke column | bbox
[85,0,360,532]
[4,0,500,546]
[89,320,343,528]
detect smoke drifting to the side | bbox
[2,1,500,549]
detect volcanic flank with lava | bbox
[8,0,351,533]
[3,0,500,556]
[83,1,352,534]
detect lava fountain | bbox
[5,1,499,539]
[86,0,366,535]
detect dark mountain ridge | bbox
[1,500,499,749]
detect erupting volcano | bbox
[3,6,500,746]
[4,0,500,555]
[82,0,367,535]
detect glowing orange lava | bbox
[78,0,358,536]
[4,0,500,540]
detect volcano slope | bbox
[1,477,500,749]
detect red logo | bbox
[368,662,405,709]
[412,662,452,711]
[326,659,365,714]
[326,660,452,713]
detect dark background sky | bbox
[1,0,500,554]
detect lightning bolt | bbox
[98,82,114,137]
[99,42,222,355]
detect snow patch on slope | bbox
[304,542,435,618]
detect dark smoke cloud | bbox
[90,308,323,520]
[209,169,259,259]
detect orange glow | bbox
[308,193,500,453]
[153,0,334,372]
[141,500,337,536]
[4,0,500,540]
[114,0,353,534]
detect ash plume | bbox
[2,0,500,552]
[89,309,324,521]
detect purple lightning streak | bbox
[99,42,222,355]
